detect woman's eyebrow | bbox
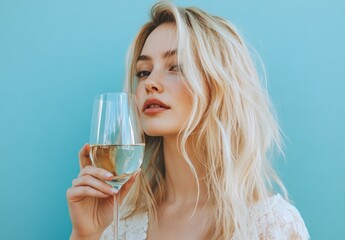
[137,49,177,62]
[137,55,151,62]
[163,49,177,58]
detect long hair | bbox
[123,1,287,239]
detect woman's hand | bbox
[66,144,140,240]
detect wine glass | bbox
[89,92,144,240]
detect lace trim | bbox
[250,194,310,239]
[100,211,148,240]
[100,194,309,240]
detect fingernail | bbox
[111,188,118,194]
[105,172,113,178]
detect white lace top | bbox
[100,194,309,240]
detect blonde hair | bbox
[123,1,287,239]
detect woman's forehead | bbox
[140,23,177,56]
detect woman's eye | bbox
[169,65,181,72]
[136,71,151,79]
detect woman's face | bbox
[135,23,193,137]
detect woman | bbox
[67,1,309,239]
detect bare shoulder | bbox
[250,194,310,240]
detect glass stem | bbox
[113,192,119,240]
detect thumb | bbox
[78,143,92,169]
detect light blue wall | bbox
[0,0,344,239]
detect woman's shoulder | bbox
[249,194,310,239]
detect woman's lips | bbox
[143,98,170,115]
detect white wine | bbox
[90,144,144,189]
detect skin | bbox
[67,23,211,240]
[136,23,211,240]
[135,24,193,138]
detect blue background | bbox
[1,0,344,239]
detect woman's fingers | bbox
[72,175,117,196]
[69,165,116,199]
[79,144,92,169]
[67,173,116,202]
[67,185,111,202]
[74,144,141,204]
[78,165,114,180]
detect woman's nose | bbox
[145,71,164,94]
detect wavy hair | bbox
[123,1,287,239]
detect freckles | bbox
[135,84,144,108]
[135,86,140,97]
[167,78,183,95]
[175,81,191,100]
[135,82,144,95]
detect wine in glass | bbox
[89,92,144,239]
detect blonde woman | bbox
[67,1,309,239]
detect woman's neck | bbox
[162,135,207,207]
